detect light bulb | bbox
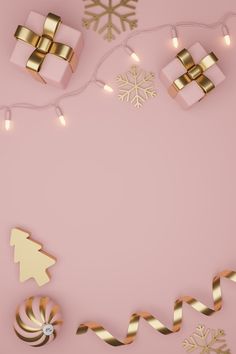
[95,80,114,93]
[222,25,231,46]
[224,34,231,46]
[172,36,179,49]
[4,109,12,131]
[171,27,179,48]
[58,115,66,126]
[104,84,114,93]
[131,52,140,62]
[124,45,140,62]
[55,106,66,126]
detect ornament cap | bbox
[42,324,54,336]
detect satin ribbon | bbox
[76,270,236,346]
[14,13,77,83]
[168,48,218,98]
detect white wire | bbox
[1,12,235,117]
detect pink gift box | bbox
[160,42,226,109]
[10,11,83,89]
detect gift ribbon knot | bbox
[36,36,53,54]
[14,13,77,83]
[169,48,218,98]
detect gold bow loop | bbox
[169,48,218,98]
[15,13,77,83]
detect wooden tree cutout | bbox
[10,228,56,287]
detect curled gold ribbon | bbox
[168,48,218,98]
[76,270,236,346]
[14,13,77,83]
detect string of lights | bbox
[1,11,235,131]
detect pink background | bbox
[1,0,236,353]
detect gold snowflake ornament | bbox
[82,0,138,42]
[183,325,231,354]
[116,66,157,108]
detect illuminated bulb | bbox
[224,34,231,46]
[4,109,12,131]
[124,46,140,62]
[104,84,114,93]
[131,52,140,62]
[172,36,179,49]
[222,25,231,46]
[58,115,66,126]
[95,80,114,93]
[55,106,66,126]
[171,27,179,48]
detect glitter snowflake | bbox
[183,325,231,354]
[116,66,157,108]
[82,0,138,42]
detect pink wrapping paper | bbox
[10,11,83,89]
[160,42,226,109]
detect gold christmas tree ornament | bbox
[82,0,138,42]
[10,228,56,287]
[116,66,157,108]
[183,325,231,353]
[14,296,62,347]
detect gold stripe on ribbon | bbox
[14,13,77,83]
[76,270,236,346]
[169,48,218,98]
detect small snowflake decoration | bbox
[82,0,138,42]
[116,66,157,108]
[183,325,231,354]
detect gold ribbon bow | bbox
[15,13,77,83]
[169,48,218,98]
